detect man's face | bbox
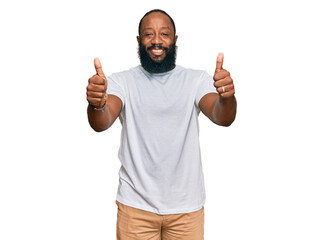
[137,12,178,73]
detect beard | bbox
[138,42,177,73]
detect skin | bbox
[137,12,178,64]
[86,12,236,132]
[200,53,237,126]
[86,58,122,132]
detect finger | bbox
[89,75,105,85]
[214,69,230,81]
[87,89,106,98]
[87,83,106,93]
[87,97,103,104]
[214,76,233,88]
[215,52,224,72]
[220,89,235,98]
[217,84,234,94]
[94,57,106,79]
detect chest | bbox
[127,77,195,115]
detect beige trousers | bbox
[116,201,204,240]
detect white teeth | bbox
[152,49,163,53]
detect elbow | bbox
[220,121,234,127]
[92,127,106,132]
[89,122,109,132]
[215,121,233,127]
[213,116,236,127]
[212,109,237,127]
[223,116,236,127]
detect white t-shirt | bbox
[107,65,217,215]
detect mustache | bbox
[138,41,177,73]
[147,45,169,51]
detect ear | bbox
[174,35,178,43]
[137,36,140,44]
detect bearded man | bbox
[86,9,237,240]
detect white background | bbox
[1,0,321,239]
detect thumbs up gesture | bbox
[86,58,108,108]
[213,53,235,98]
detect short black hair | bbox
[138,9,176,36]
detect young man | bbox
[86,9,236,240]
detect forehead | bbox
[140,12,174,32]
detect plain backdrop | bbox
[1,0,321,239]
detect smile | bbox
[151,49,164,56]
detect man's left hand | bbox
[213,53,235,98]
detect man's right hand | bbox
[86,58,108,108]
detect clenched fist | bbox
[213,53,235,98]
[86,58,108,108]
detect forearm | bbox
[212,95,237,126]
[87,104,114,132]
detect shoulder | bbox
[108,66,141,80]
[175,65,211,80]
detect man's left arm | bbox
[199,53,237,126]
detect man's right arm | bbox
[86,58,123,132]
[87,95,122,132]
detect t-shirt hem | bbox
[116,197,205,215]
[196,89,218,107]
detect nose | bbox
[151,34,162,45]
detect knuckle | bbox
[87,85,94,91]
[100,85,106,92]
[87,97,94,103]
[225,77,232,84]
[222,71,229,78]
[89,75,96,82]
[92,75,99,81]
[90,98,99,104]
[96,75,104,83]
[214,81,222,88]
[95,86,102,92]
[87,92,94,98]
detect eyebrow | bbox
[142,27,171,31]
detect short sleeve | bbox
[107,75,125,108]
[195,71,218,106]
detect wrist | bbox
[89,93,108,112]
[219,94,235,103]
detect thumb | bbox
[94,57,106,79]
[215,52,224,72]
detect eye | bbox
[161,33,169,36]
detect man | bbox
[86,9,236,240]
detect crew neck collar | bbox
[139,65,178,77]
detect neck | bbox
[142,64,176,74]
